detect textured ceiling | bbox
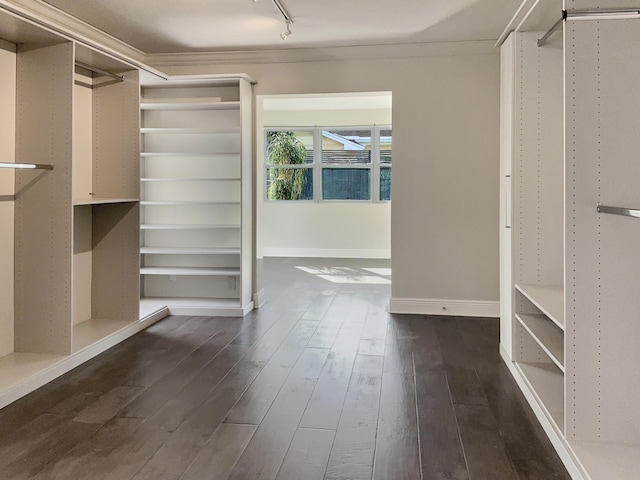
[42,0,520,54]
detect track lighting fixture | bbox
[252,0,293,40]
[280,20,292,40]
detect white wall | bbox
[0,42,16,356]
[153,42,500,312]
[258,100,392,259]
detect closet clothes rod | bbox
[537,11,566,47]
[597,205,640,218]
[538,9,640,46]
[75,61,125,82]
[0,162,53,170]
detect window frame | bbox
[264,125,391,203]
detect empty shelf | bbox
[516,313,564,371]
[140,223,240,230]
[140,99,240,111]
[141,177,240,182]
[140,267,240,276]
[141,152,240,158]
[141,247,240,255]
[571,441,640,480]
[140,127,241,134]
[516,361,564,432]
[141,201,240,206]
[516,284,564,329]
[73,197,139,205]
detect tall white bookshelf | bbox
[499,1,640,479]
[139,76,254,317]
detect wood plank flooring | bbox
[0,257,571,480]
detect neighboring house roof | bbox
[322,131,365,150]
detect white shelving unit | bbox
[139,76,254,316]
[499,1,640,479]
[0,7,166,410]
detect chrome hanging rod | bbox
[537,11,565,47]
[538,9,640,47]
[75,61,125,82]
[597,205,640,218]
[0,162,53,170]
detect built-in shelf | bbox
[571,441,640,480]
[515,283,564,330]
[140,99,240,111]
[516,361,564,432]
[140,246,240,255]
[516,313,564,371]
[140,201,240,206]
[72,317,139,353]
[141,152,240,158]
[141,177,240,182]
[140,127,241,135]
[73,197,139,205]
[140,223,241,230]
[140,266,240,276]
[140,297,244,319]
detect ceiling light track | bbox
[253,0,293,40]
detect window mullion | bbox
[314,127,322,202]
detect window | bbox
[265,126,392,202]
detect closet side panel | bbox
[566,19,640,444]
[14,42,73,355]
[92,69,140,199]
[513,32,564,287]
[239,79,253,309]
[0,43,16,358]
[91,202,139,320]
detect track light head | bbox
[280,20,292,40]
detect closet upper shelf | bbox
[73,197,139,206]
[140,99,240,111]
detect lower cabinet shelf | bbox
[516,361,564,433]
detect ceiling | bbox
[41,0,521,54]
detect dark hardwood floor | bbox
[0,257,571,480]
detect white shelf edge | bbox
[140,127,241,134]
[515,283,565,330]
[515,361,565,434]
[73,197,139,205]
[141,152,240,158]
[140,247,240,254]
[515,313,565,372]
[141,178,240,182]
[140,223,241,230]
[140,267,241,276]
[140,100,240,111]
[140,201,240,206]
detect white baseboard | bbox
[262,248,390,259]
[253,288,266,308]
[500,347,586,480]
[388,297,499,317]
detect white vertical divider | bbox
[565,18,640,446]
[514,32,564,288]
[240,78,253,311]
[90,69,140,322]
[500,33,515,359]
[0,42,16,358]
[14,42,73,355]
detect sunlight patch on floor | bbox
[296,265,391,285]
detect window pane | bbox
[266,131,313,165]
[321,129,372,165]
[322,168,370,200]
[380,167,391,201]
[266,167,313,200]
[380,129,392,164]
